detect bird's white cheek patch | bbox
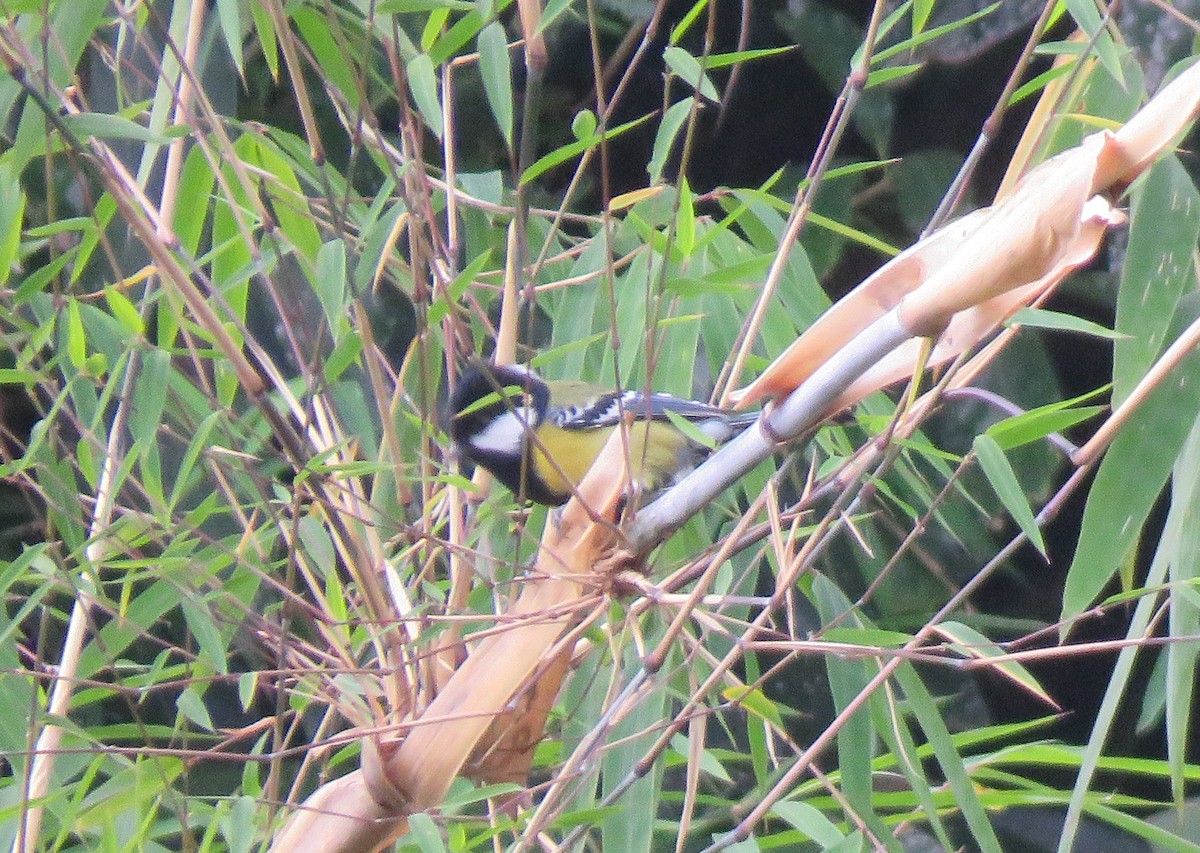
[468,408,533,455]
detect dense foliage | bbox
[2,1,1200,851]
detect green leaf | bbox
[1064,0,1125,86]
[0,165,25,286]
[700,46,795,69]
[67,299,87,371]
[211,148,257,324]
[293,7,361,109]
[601,646,667,853]
[865,64,921,87]
[648,99,692,185]
[421,8,450,51]
[663,46,719,102]
[76,437,97,488]
[428,249,491,325]
[770,801,846,845]
[520,113,652,186]
[176,686,215,732]
[545,239,606,379]
[243,133,322,264]
[239,672,258,713]
[353,202,408,296]
[173,145,217,257]
[935,621,1052,706]
[74,755,184,830]
[808,211,899,255]
[61,112,188,145]
[429,9,484,65]
[250,1,279,79]
[974,433,1047,558]
[871,3,999,64]
[1114,157,1200,405]
[667,0,706,44]
[652,407,705,451]
[740,651,769,785]
[663,276,752,298]
[215,0,244,79]
[477,23,513,148]
[1008,62,1077,107]
[378,0,474,9]
[571,109,597,140]
[1063,260,1200,624]
[1008,307,1127,339]
[892,663,1004,852]
[985,405,1103,451]
[168,410,222,513]
[674,176,695,257]
[810,578,886,842]
[315,239,347,344]
[440,782,524,809]
[1164,422,1200,804]
[324,335,364,383]
[0,368,39,384]
[407,53,444,138]
[25,217,92,238]
[46,0,109,89]
[104,286,143,338]
[723,685,784,727]
[1033,39,1089,57]
[74,194,116,285]
[913,0,934,32]
[130,349,170,448]
[540,0,576,31]
[667,733,733,783]
[822,627,912,647]
[870,669,957,851]
[406,814,447,852]
[181,598,229,676]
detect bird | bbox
[444,362,759,505]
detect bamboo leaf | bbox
[520,114,652,186]
[1114,157,1200,404]
[663,46,719,102]
[477,23,513,149]
[215,0,244,79]
[407,52,444,138]
[648,99,692,185]
[61,112,187,145]
[1009,307,1127,339]
[974,434,1047,558]
[0,165,25,286]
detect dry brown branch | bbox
[730,59,1200,413]
[270,424,633,851]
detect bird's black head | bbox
[445,362,551,463]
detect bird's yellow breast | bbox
[529,421,691,503]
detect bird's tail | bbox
[726,410,761,430]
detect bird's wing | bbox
[552,389,751,430]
